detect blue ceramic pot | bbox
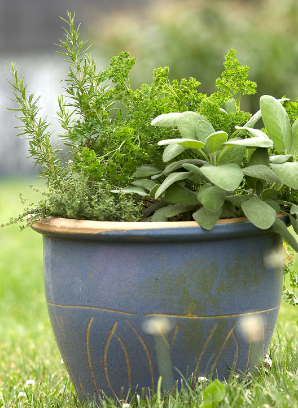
[32,217,283,401]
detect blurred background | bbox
[1,1,298,395]
[1,0,298,174]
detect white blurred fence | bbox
[0,53,66,174]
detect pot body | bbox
[33,218,283,400]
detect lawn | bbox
[0,176,298,407]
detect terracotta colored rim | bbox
[32,216,253,235]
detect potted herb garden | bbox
[3,12,298,402]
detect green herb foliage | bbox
[5,13,260,227]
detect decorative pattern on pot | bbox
[33,218,283,401]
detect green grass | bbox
[0,176,298,407]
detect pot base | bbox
[48,302,279,400]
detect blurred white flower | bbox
[239,315,264,342]
[263,354,272,369]
[142,317,172,335]
[143,317,175,390]
[18,392,26,398]
[197,376,208,387]
[25,380,35,386]
[263,247,284,269]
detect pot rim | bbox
[32,215,251,235]
[31,214,287,240]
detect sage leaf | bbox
[151,112,182,127]
[132,179,157,192]
[241,98,288,139]
[248,148,270,166]
[224,137,273,149]
[178,111,203,140]
[265,200,281,213]
[242,165,282,184]
[224,98,237,114]
[290,205,298,215]
[158,138,205,150]
[192,207,222,230]
[183,163,208,181]
[189,172,209,184]
[162,144,187,162]
[204,131,228,154]
[269,154,293,164]
[289,215,298,235]
[246,149,270,187]
[113,186,148,196]
[278,98,290,102]
[220,201,238,218]
[198,163,243,191]
[133,165,163,178]
[239,102,289,135]
[273,217,298,252]
[164,183,199,205]
[270,162,298,189]
[235,126,269,139]
[151,173,163,180]
[260,95,292,152]
[164,204,195,218]
[243,109,262,128]
[151,206,169,222]
[155,172,191,198]
[141,217,153,222]
[241,197,276,229]
[197,185,226,212]
[163,159,206,176]
[262,189,277,200]
[143,201,164,217]
[217,144,246,165]
[290,118,298,155]
[256,180,264,197]
[195,118,215,143]
[225,195,249,208]
[149,184,160,198]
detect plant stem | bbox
[199,149,210,163]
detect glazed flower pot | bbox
[32,217,284,401]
